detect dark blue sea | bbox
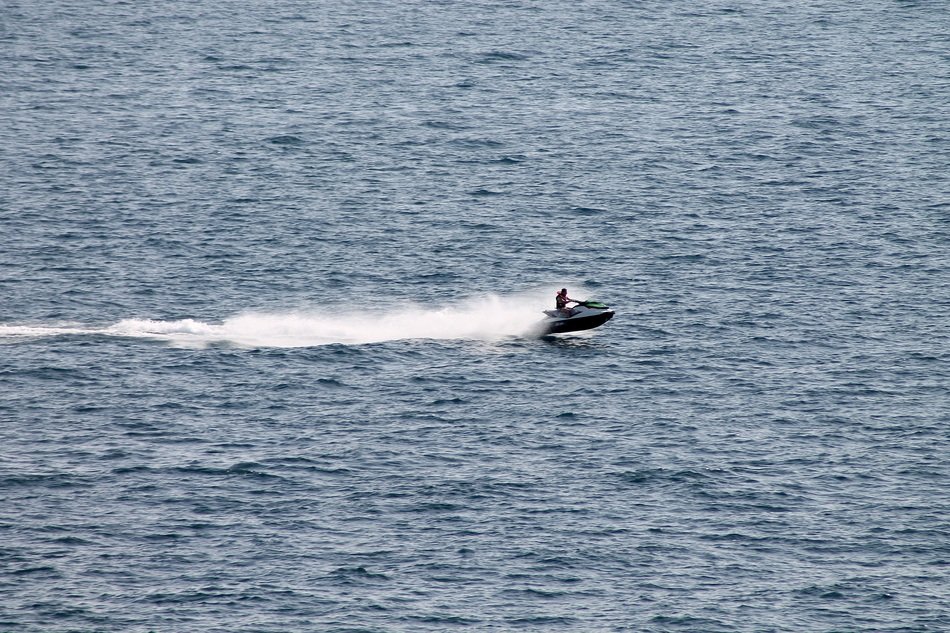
[2,1,948,631]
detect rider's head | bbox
[560,288,567,295]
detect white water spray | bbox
[0,288,591,348]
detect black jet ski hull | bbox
[542,309,614,335]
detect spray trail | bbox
[0,289,581,348]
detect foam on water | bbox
[0,288,593,347]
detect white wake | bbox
[0,289,587,348]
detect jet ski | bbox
[540,301,615,335]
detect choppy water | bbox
[2,1,949,631]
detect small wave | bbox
[469,188,505,197]
[477,50,531,63]
[265,134,304,145]
[492,155,526,164]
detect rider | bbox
[555,288,580,315]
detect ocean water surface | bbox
[2,0,948,631]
